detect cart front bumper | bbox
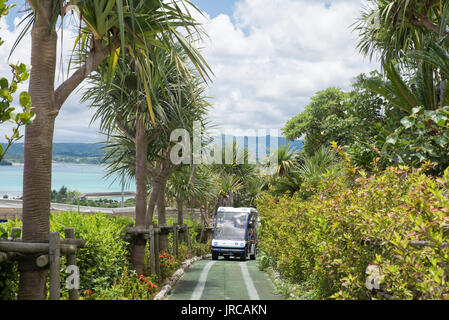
[212,247,245,254]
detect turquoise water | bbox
[0,163,135,197]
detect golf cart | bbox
[211,207,258,261]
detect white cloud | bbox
[1,0,378,143]
[0,11,100,143]
[199,0,378,135]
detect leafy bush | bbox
[83,267,158,300]
[1,212,211,300]
[159,251,181,280]
[50,211,132,294]
[0,211,132,299]
[256,165,449,299]
[0,219,21,299]
[380,107,449,176]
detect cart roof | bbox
[217,207,258,214]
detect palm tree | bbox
[18,0,211,299]
[363,62,437,113]
[270,170,303,196]
[97,48,209,253]
[84,48,181,272]
[354,0,448,64]
[363,42,449,114]
[270,146,341,196]
[267,144,298,177]
[166,165,199,226]
[297,146,342,188]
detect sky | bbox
[0,0,378,143]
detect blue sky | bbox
[0,0,377,143]
[191,0,238,19]
[4,1,238,26]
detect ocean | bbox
[0,163,135,198]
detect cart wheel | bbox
[240,249,247,261]
[212,252,219,260]
[250,244,257,260]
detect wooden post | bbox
[49,232,61,300]
[149,225,156,275]
[178,225,185,244]
[154,224,161,279]
[173,223,178,258]
[65,228,79,300]
[35,255,49,268]
[200,228,204,243]
[185,224,192,258]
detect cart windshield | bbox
[213,211,249,241]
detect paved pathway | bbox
[167,258,283,300]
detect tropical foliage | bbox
[261,0,449,301]
[257,164,449,300]
[0,0,34,162]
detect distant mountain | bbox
[1,137,303,164]
[212,135,303,157]
[1,143,105,164]
[1,143,105,157]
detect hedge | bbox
[256,166,449,299]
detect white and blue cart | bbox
[211,207,258,261]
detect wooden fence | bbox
[124,223,213,280]
[0,200,214,299]
[0,223,214,300]
[0,227,85,300]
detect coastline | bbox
[1,161,100,166]
[1,163,133,198]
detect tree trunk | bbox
[130,114,148,274]
[145,181,160,228]
[19,1,57,300]
[177,199,184,226]
[177,199,184,243]
[157,179,169,251]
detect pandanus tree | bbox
[209,141,257,207]
[354,0,449,64]
[16,0,210,299]
[96,49,210,252]
[166,165,201,226]
[362,60,446,113]
[267,144,297,178]
[84,54,163,274]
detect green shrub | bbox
[83,266,158,300]
[0,219,22,300]
[0,211,132,299]
[50,211,132,294]
[0,212,210,300]
[256,165,449,300]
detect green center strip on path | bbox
[167,259,284,300]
